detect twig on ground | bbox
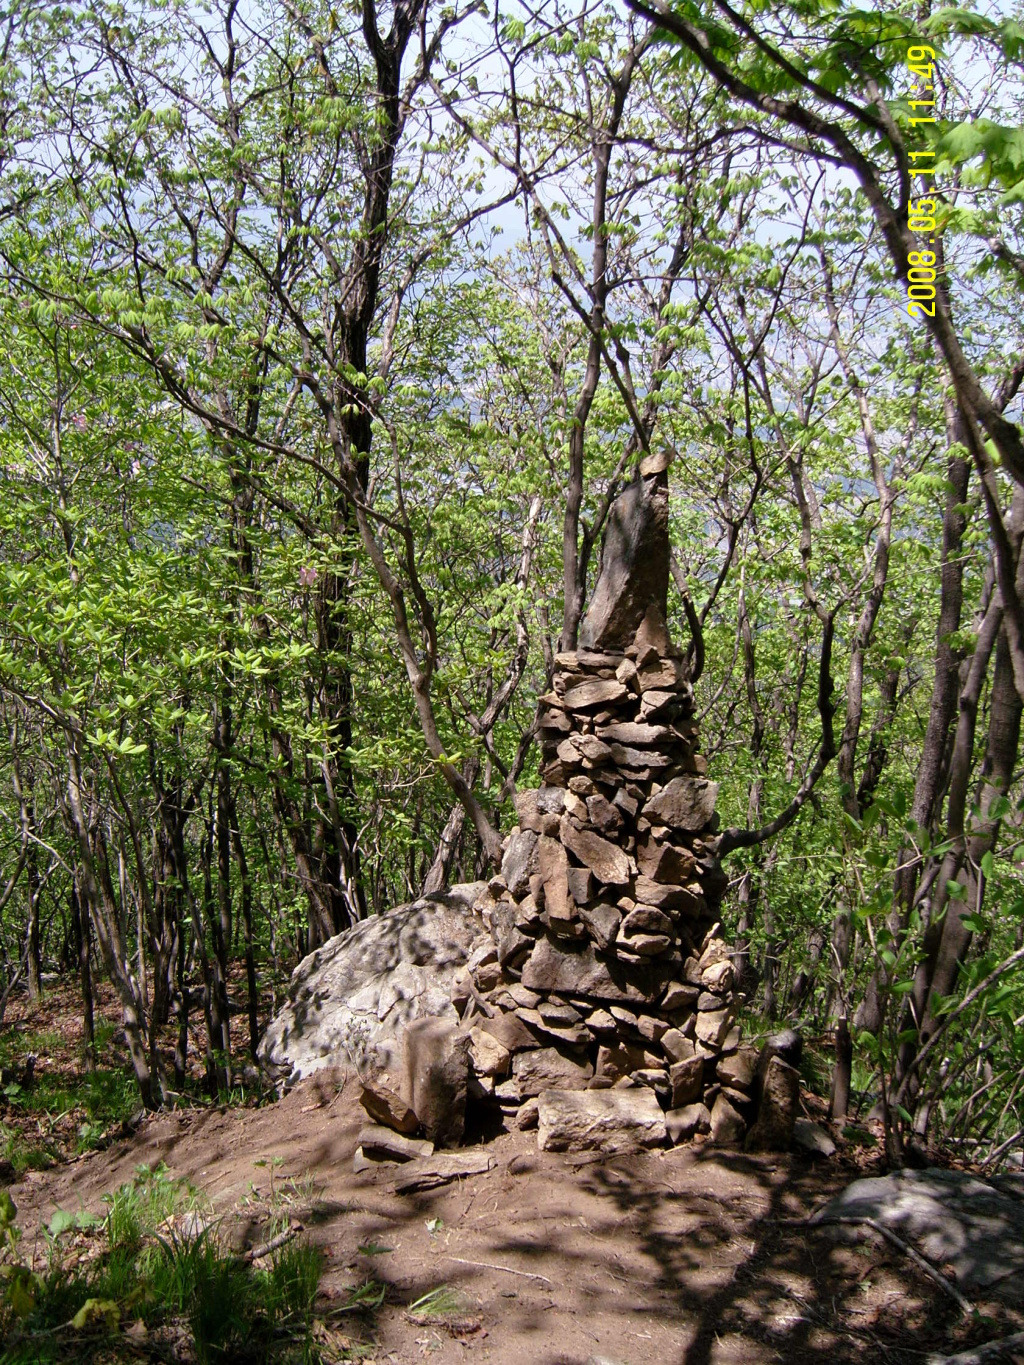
[236,1224,300,1263]
[926,1331,1024,1364]
[442,1254,552,1285]
[813,1215,974,1317]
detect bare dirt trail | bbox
[8,1078,1015,1365]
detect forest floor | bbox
[3,990,1023,1364]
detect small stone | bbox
[634,1067,670,1095]
[662,981,699,1013]
[596,722,672,746]
[399,1018,471,1148]
[642,776,718,831]
[669,1055,704,1108]
[514,789,545,835]
[659,1028,694,1063]
[695,1007,735,1048]
[512,1046,594,1096]
[537,1088,668,1152]
[568,775,598,796]
[359,1081,419,1135]
[586,792,623,834]
[562,679,628,711]
[617,932,672,957]
[537,786,567,815]
[758,1028,804,1073]
[638,657,688,691]
[515,1097,540,1130]
[566,866,595,905]
[468,1026,511,1078]
[518,1008,590,1048]
[697,931,731,968]
[702,959,736,993]
[615,657,639,688]
[474,959,502,991]
[710,1094,746,1145]
[595,1042,654,1081]
[353,1146,396,1174]
[612,788,639,819]
[507,983,541,1008]
[621,905,674,937]
[609,1005,639,1030]
[634,876,704,912]
[501,830,540,898]
[585,1008,618,1035]
[746,1056,799,1152]
[560,818,632,884]
[537,835,574,920]
[578,902,621,950]
[697,991,724,1011]
[719,1026,742,1054]
[717,1047,757,1090]
[522,934,672,1002]
[450,966,473,1012]
[635,838,698,886]
[639,689,681,721]
[636,1014,667,1043]
[609,743,672,770]
[393,1151,495,1193]
[467,939,498,973]
[666,1103,711,1142]
[721,1086,753,1111]
[538,999,583,1026]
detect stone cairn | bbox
[447,459,760,1150]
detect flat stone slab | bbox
[357,1125,434,1162]
[536,1088,668,1152]
[811,1167,1024,1292]
[521,935,673,1002]
[392,1151,495,1192]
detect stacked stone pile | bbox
[435,457,763,1149]
[446,591,756,1148]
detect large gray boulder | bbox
[259,886,491,1083]
[812,1167,1024,1293]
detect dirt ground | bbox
[9,1074,1023,1365]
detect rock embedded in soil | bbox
[400,1017,471,1148]
[745,1056,799,1152]
[710,1093,746,1145]
[392,1150,495,1193]
[793,1119,836,1158]
[536,1087,668,1153]
[357,1125,434,1162]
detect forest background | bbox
[0,0,1022,1170]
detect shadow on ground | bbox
[10,1077,1022,1365]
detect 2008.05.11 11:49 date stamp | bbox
[903,44,941,319]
